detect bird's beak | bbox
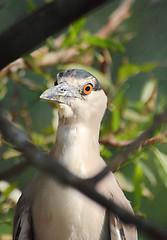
[40,83,80,105]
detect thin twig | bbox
[0,108,167,239]
[140,131,167,148]
[99,133,132,147]
[97,0,135,38]
[99,131,167,148]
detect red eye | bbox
[82,83,93,95]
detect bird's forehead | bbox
[58,76,96,86]
[58,69,94,79]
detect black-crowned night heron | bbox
[13,69,137,240]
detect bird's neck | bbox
[50,120,102,177]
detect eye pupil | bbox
[85,86,90,92]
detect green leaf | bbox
[0,182,17,202]
[117,62,157,84]
[133,163,143,211]
[3,149,21,160]
[111,107,120,133]
[0,78,7,100]
[100,109,113,136]
[31,132,50,150]
[123,109,149,122]
[111,89,125,132]
[86,36,124,52]
[46,38,56,51]
[115,171,153,200]
[23,55,43,75]
[139,160,157,186]
[62,18,86,47]
[114,172,133,192]
[44,0,53,2]
[71,17,86,36]
[26,0,37,13]
[141,79,157,103]
[100,145,112,162]
[153,148,167,188]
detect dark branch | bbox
[0,108,167,239]
[140,131,167,148]
[99,133,132,147]
[0,0,111,70]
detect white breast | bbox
[32,175,106,240]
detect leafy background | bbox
[0,0,167,239]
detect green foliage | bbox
[62,18,86,47]
[100,145,113,162]
[140,79,157,104]
[62,17,124,53]
[153,148,167,188]
[26,0,37,13]
[133,163,143,211]
[139,160,157,186]
[86,35,124,52]
[0,181,19,235]
[0,78,7,101]
[1,2,167,237]
[117,62,157,84]
[111,88,126,132]
[2,149,21,160]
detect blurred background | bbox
[0,0,167,239]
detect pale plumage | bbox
[13,69,137,240]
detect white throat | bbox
[51,121,101,177]
[50,90,107,178]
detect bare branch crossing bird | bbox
[13,69,137,240]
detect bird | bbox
[13,69,137,240]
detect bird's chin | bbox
[58,103,74,119]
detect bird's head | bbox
[40,69,107,126]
